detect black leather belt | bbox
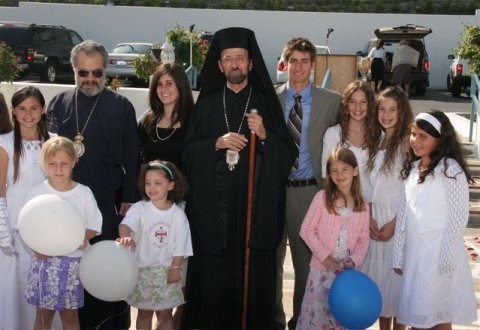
[286,178,317,187]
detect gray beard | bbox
[75,76,105,97]
[78,84,105,97]
[226,70,247,85]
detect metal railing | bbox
[469,74,480,142]
[321,68,332,90]
[185,65,198,90]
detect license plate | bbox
[116,60,127,66]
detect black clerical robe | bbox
[47,87,139,330]
[182,85,296,329]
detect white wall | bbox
[0,2,479,88]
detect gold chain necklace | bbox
[74,89,103,157]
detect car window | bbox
[111,44,135,54]
[315,46,330,54]
[110,44,151,54]
[0,27,29,45]
[69,31,83,45]
[32,28,55,45]
[132,44,152,53]
[367,40,425,56]
[55,29,70,45]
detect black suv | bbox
[0,21,84,83]
[357,24,432,96]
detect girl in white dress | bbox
[0,92,14,329]
[322,80,376,202]
[117,160,192,330]
[360,87,413,330]
[0,86,52,330]
[393,111,477,330]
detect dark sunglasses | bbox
[77,69,104,78]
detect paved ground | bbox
[409,89,471,115]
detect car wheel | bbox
[41,60,58,83]
[447,74,452,92]
[415,82,427,96]
[451,79,461,97]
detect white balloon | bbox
[79,240,138,302]
[18,194,86,256]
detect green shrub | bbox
[0,42,21,83]
[455,23,480,74]
[133,52,158,82]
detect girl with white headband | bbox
[392,110,476,329]
[117,160,192,330]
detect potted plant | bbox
[165,24,209,70]
[132,50,158,83]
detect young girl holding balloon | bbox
[117,160,192,330]
[23,136,102,330]
[360,86,412,330]
[0,86,52,329]
[297,147,370,329]
[393,111,477,329]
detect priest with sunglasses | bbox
[46,39,139,330]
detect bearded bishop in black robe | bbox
[181,27,297,329]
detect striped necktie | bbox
[287,93,302,169]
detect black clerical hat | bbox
[213,27,252,54]
[198,27,271,97]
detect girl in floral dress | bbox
[297,147,370,329]
[117,160,192,330]
[24,136,102,330]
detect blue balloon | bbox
[328,269,382,329]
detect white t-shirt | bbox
[121,201,193,268]
[25,180,103,257]
[368,47,386,62]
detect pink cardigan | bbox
[299,190,370,272]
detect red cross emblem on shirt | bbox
[155,227,167,243]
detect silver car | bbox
[106,42,153,84]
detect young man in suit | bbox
[275,37,341,329]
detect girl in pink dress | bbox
[297,147,370,329]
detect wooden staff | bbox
[242,108,257,330]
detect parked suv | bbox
[447,55,470,97]
[0,21,84,83]
[357,24,432,96]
